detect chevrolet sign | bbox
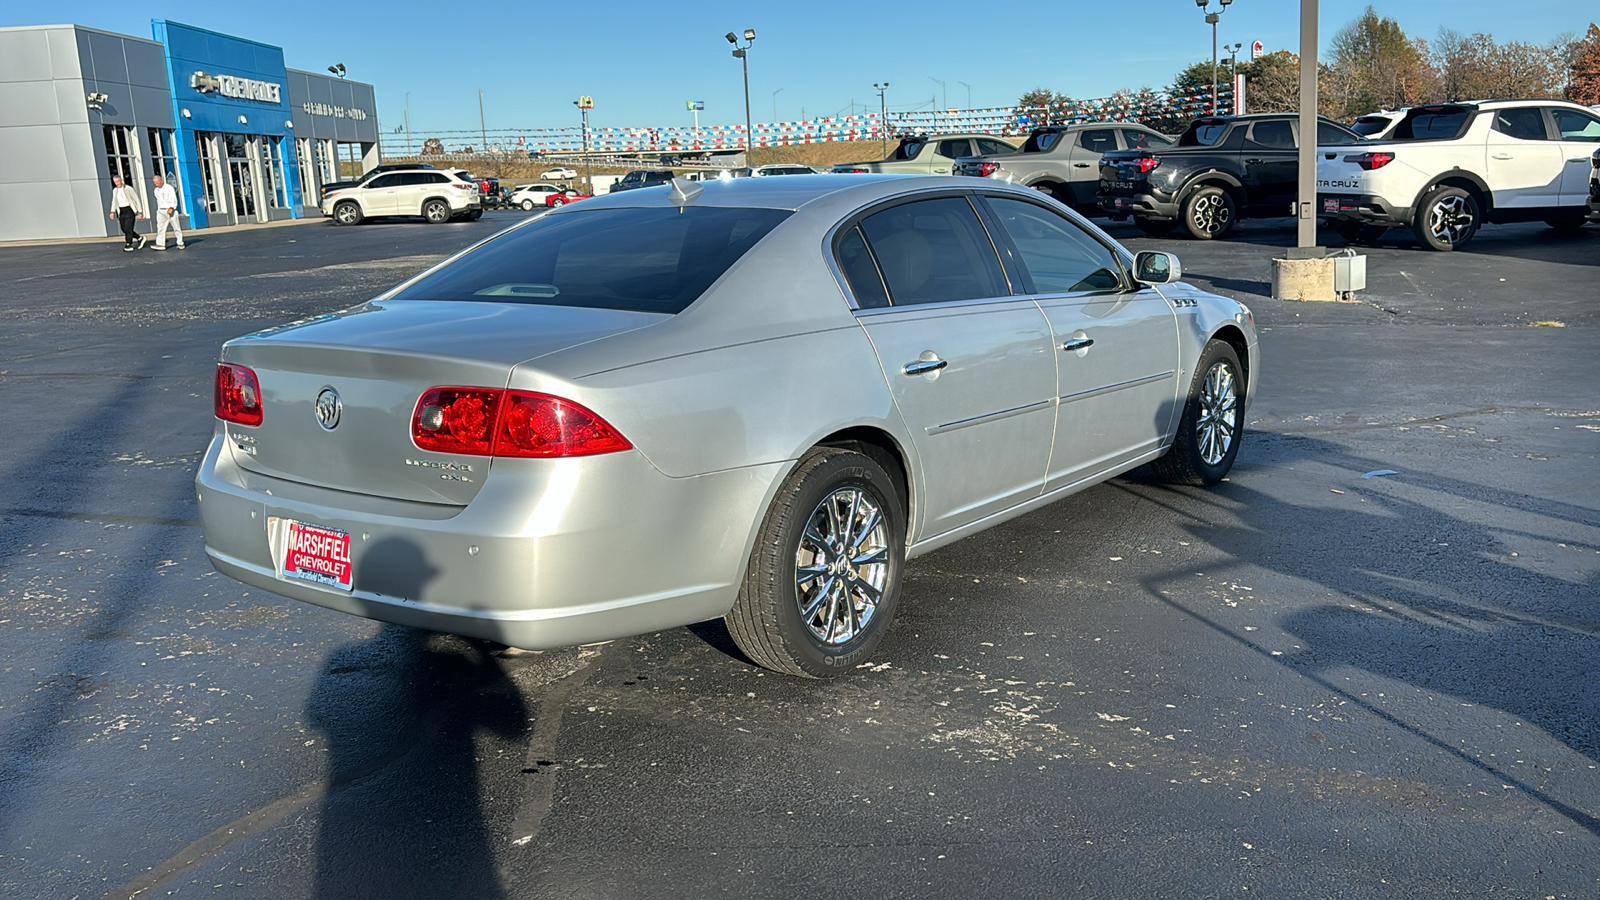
[190,71,282,104]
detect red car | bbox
[546,188,592,207]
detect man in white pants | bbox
[151,175,185,250]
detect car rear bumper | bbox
[195,434,781,649]
[1316,193,1412,228]
[1099,191,1177,220]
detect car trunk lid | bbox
[219,300,662,505]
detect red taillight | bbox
[1346,151,1395,170]
[451,183,474,190]
[215,363,263,426]
[977,162,999,177]
[1134,156,1161,174]
[411,388,631,459]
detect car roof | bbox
[545,173,1043,215]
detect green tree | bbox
[1565,23,1600,104]
[1327,6,1433,117]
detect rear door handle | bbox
[903,359,948,376]
[1491,152,1513,160]
[1061,338,1094,352]
[1073,163,1091,168]
[1245,158,1265,165]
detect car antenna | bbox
[668,176,703,208]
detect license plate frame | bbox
[1322,197,1340,213]
[280,520,354,592]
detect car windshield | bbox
[1180,120,1230,146]
[389,207,791,314]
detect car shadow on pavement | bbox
[307,615,529,898]
[1121,431,1600,837]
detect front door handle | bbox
[1491,152,1513,160]
[1245,158,1265,165]
[1061,338,1095,352]
[903,358,948,376]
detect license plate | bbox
[1322,197,1339,213]
[1113,197,1128,208]
[281,520,353,591]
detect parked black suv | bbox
[1098,114,1361,239]
[609,169,675,193]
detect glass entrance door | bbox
[224,134,261,222]
[196,132,229,225]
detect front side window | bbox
[366,174,402,189]
[390,207,790,314]
[1077,129,1117,153]
[986,197,1124,294]
[856,197,1008,306]
[1493,108,1548,141]
[1551,108,1600,142]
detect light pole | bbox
[327,64,349,175]
[477,89,487,155]
[404,91,412,157]
[772,87,784,122]
[928,76,946,111]
[726,29,756,167]
[573,96,593,190]
[1225,42,1243,113]
[873,82,890,156]
[958,81,971,110]
[1196,0,1234,115]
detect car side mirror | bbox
[1133,251,1181,285]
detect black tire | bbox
[1151,340,1244,486]
[422,199,451,224]
[332,201,362,226]
[1030,182,1071,206]
[1335,221,1388,245]
[465,209,483,221]
[1411,185,1479,251]
[1544,210,1589,231]
[520,199,535,211]
[1181,185,1237,240]
[1134,216,1179,237]
[727,448,906,678]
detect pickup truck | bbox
[952,123,1173,212]
[1317,100,1600,250]
[1098,113,1362,238]
[832,133,1017,176]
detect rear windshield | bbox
[1351,116,1393,136]
[1179,120,1231,146]
[389,207,790,314]
[1395,106,1474,140]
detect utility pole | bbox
[873,82,890,156]
[404,91,412,157]
[477,89,487,154]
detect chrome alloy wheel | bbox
[1191,193,1231,235]
[1196,360,1239,466]
[1425,194,1475,246]
[794,487,891,645]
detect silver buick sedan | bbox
[198,174,1257,677]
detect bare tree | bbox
[1327,7,1434,116]
[1566,23,1600,104]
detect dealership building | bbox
[0,20,380,242]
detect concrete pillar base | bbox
[1271,256,1337,301]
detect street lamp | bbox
[726,29,756,167]
[873,82,890,156]
[573,95,594,190]
[928,76,946,111]
[772,87,784,122]
[1225,42,1243,114]
[958,81,971,110]
[1196,0,1234,115]
[327,63,345,79]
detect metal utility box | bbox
[1334,252,1367,295]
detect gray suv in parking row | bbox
[610,170,676,192]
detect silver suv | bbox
[322,168,482,225]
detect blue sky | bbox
[17,1,1593,135]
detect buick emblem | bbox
[314,388,342,431]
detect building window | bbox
[146,128,183,214]
[103,125,140,185]
[260,138,289,208]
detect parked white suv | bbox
[1317,99,1600,250]
[322,168,482,225]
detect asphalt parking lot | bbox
[0,208,1596,899]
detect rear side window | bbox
[856,197,1007,306]
[1248,121,1295,148]
[1351,116,1393,136]
[1180,120,1230,146]
[1395,106,1474,140]
[1077,129,1117,153]
[1024,131,1063,152]
[891,139,926,160]
[987,197,1124,294]
[1318,122,1360,145]
[937,139,972,159]
[836,227,890,309]
[1551,108,1600,141]
[389,207,790,314]
[1493,108,1548,141]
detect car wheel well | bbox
[1184,178,1241,205]
[1208,324,1251,396]
[817,427,911,530]
[1417,175,1492,215]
